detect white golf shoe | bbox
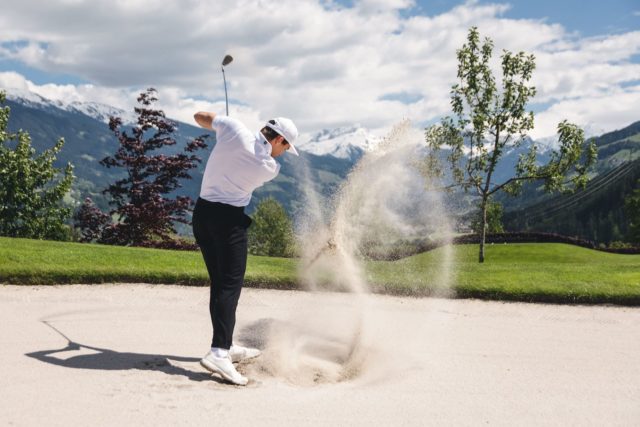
[200,351,248,386]
[229,345,261,363]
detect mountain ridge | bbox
[3,88,638,243]
[2,90,356,219]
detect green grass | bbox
[367,244,640,305]
[0,237,297,289]
[1,237,639,305]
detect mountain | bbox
[1,89,355,223]
[488,136,554,185]
[6,88,137,124]
[297,126,381,160]
[502,121,640,244]
[423,123,639,243]
[3,88,638,243]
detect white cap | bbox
[265,117,299,156]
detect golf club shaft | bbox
[222,66,229,116]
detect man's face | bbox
[270,135,290,158]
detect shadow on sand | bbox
[25,321,221,383]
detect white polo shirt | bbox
[200,116,281,207]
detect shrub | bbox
[248,197,296,257]
[0,91,74,240]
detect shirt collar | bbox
[256,131,273,156]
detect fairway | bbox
[1,237,639,305]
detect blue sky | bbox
[0,0,638,139]
[415,0,638,35]
[330,0,639,35]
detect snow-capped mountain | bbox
[2,88,358,216]
[5,88,378,160]
[4,88,136,124]
[298,126,381,160]
[531,135,559,153]
[66,100,137,125]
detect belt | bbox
[197,197,245,214]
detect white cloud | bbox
[532,85,640,139]
[0,0,638,140]
[354,0,415,14]
[0,71,137,110]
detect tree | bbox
[74,88,207,248]
[624,180,640,244]
[425,27,597,262]
[0,91,75,240]
[73,197,110,242]
[471,201,504,234]
[248,197,296,257]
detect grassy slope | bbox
[0,238,297,287]
[1,237,639,305]
[368,244,640,304]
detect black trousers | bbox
[192,198,252,349]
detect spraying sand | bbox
[1,284,639,426]
[273,122,454,385]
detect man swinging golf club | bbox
[192,111,299,385]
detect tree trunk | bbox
[479,197,488,263]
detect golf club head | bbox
[222,55,233,67]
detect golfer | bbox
[192,112,299,385]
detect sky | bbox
[0,0,639,141]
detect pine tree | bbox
[624,180,640,244]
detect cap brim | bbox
[287,143,299,156]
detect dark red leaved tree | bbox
[75,88,207,249]
[74,197,110,242]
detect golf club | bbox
[221,54,233,115]
[305,237,338,269]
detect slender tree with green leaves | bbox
[471,201,504,235]
[248,197,296,257]
[0,91,75,240]
[425,27,597,262]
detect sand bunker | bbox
[239,291,372,386]
[2,284,639,426]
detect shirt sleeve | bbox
[261,160,281,182]
[211,116,246,145]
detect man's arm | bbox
[194,111,216,130]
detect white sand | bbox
[1,284,639,426]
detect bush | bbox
[248,197,296,257]
[0,91,74,240]
[608,241,634,249]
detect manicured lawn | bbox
[1,237,639,305]
[0,237,297,288]
[367,243,640,304]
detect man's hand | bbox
[194,112,216,130]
